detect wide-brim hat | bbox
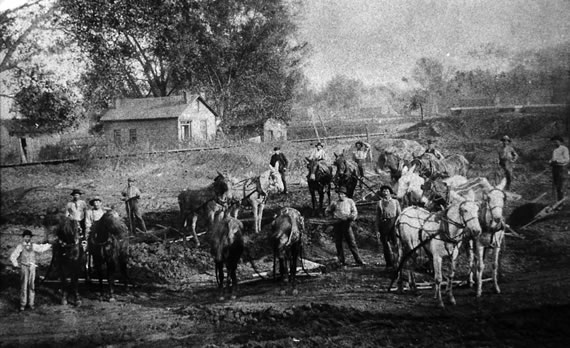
[89,196,102,206]
[127,177,136,182]
[315,142,323,148]
[427,139,434,144]
[273,146,280,151]
[501,135,511,142]
[70,189,83,196]
[22,229,33,237]
[355,141,363,146]
[550,135,564,142]
[379,185,395,195]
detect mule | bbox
[377,150,411,183]
[305,157,332,215]
[89,210,130,301]
[178,172,237,247]
[270,207,304,295]
[333,152,359,198]
[411,153,470,179]
[395,190,482,307]
[431,177,509,297]
[395,165,429,208]
[209,217,244,300]
[232,167,284,234]
[53,218,85,306]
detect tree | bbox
[60,0,307,128]
[13,76,81,134]
[409,90,427,123]
[412,57,446,115]
[318,75,363,110]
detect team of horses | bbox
[43,143,509,308]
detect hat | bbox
[427,139,434,144]
[127,178,136,182]
[501,135,511,142]
[273,146,280,151]
[70,189,83,196]
[379,185,394,195]
[355,141,363,146]
[550,135,564,142]
[22,229,33,237]
[315,142,323,148]
[89,196,102,206]
[336,186,348,194]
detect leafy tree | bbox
[412,57,446,115]
[13,76,81,134]
[409,90,427,123]
[59,0,307,128]
[317,75,363,110]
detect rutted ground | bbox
[1,114,570,347]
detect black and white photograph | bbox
[1,0,569,346]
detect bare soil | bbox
[1,113,570,347]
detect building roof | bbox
[100,94,217,122]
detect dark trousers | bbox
[552,164,568,202]
[279,170,287,193]
[355,159,365,177]
[126,199,147,233]
[377,217,397,268]
[333,220,363,265]
[500,160,513,191]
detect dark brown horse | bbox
[53,217,85,306]
[305,157,332,215]
[377,150,411,183]
[270,207,304,295]
[333,153,359,198]
[411,153,469,179]
[89,210,130,301]
[178,173,236,247]
[209,217,244,300]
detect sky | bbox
[297,0,570,88]
[2,0,569,90]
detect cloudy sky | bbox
[297,0,570,88]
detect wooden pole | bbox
[308,108,320,142]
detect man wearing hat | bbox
[325,186,365,266]
[121,178,148,234]
[424,139,444,160]
[65,189,88,236]
[10,230,51,311]
[85,196,105,240]
[375,185,401,269]
[549,135,569,202]
[308,142,327,163]
[498,135,519,191]
[270,146,289,195]
[353,140,371,180]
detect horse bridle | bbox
[481,188,506,231]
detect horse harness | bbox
[479,188,507,247]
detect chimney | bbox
[113,98,122,109]
[182,90,188,104]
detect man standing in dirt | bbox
[325,186,365,267]
[375,185,401,270]
[65,189,88,237]
[10,230,51,311]
[498,135,519,191]
[121,178,148,234]
[549,135,569,203]
[270,146,289,195]
[353,141,371,180]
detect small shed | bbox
[100,92,218,150]
[263,118,287,142]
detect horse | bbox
[411,153,470,179]
[394,190,482,308]
[178,172,237,247]
[89,210,130,301]
[52,217,85,306]
[270,207,305,295]
[395,165,430,208]
[209,217,244,300]
[377,150,411,183]
[333,152,359,199]
[305,157,332,215]
[429,177,509,297]
[232,166,284,234]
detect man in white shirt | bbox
[65,189,88,237]
[308,142,327,162]
[121,178,148,234]
[549,135,569,202]
[353,141,371,179]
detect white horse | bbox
[444,178,508,297]
[395,165,429,207]
[395,190,482,308]
[228,166,285,234]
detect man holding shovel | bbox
[121,178,148,234]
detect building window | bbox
[114,129,122,146]
[200,120,208,139]
[129,129,137,144]
[181,123,191,141]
